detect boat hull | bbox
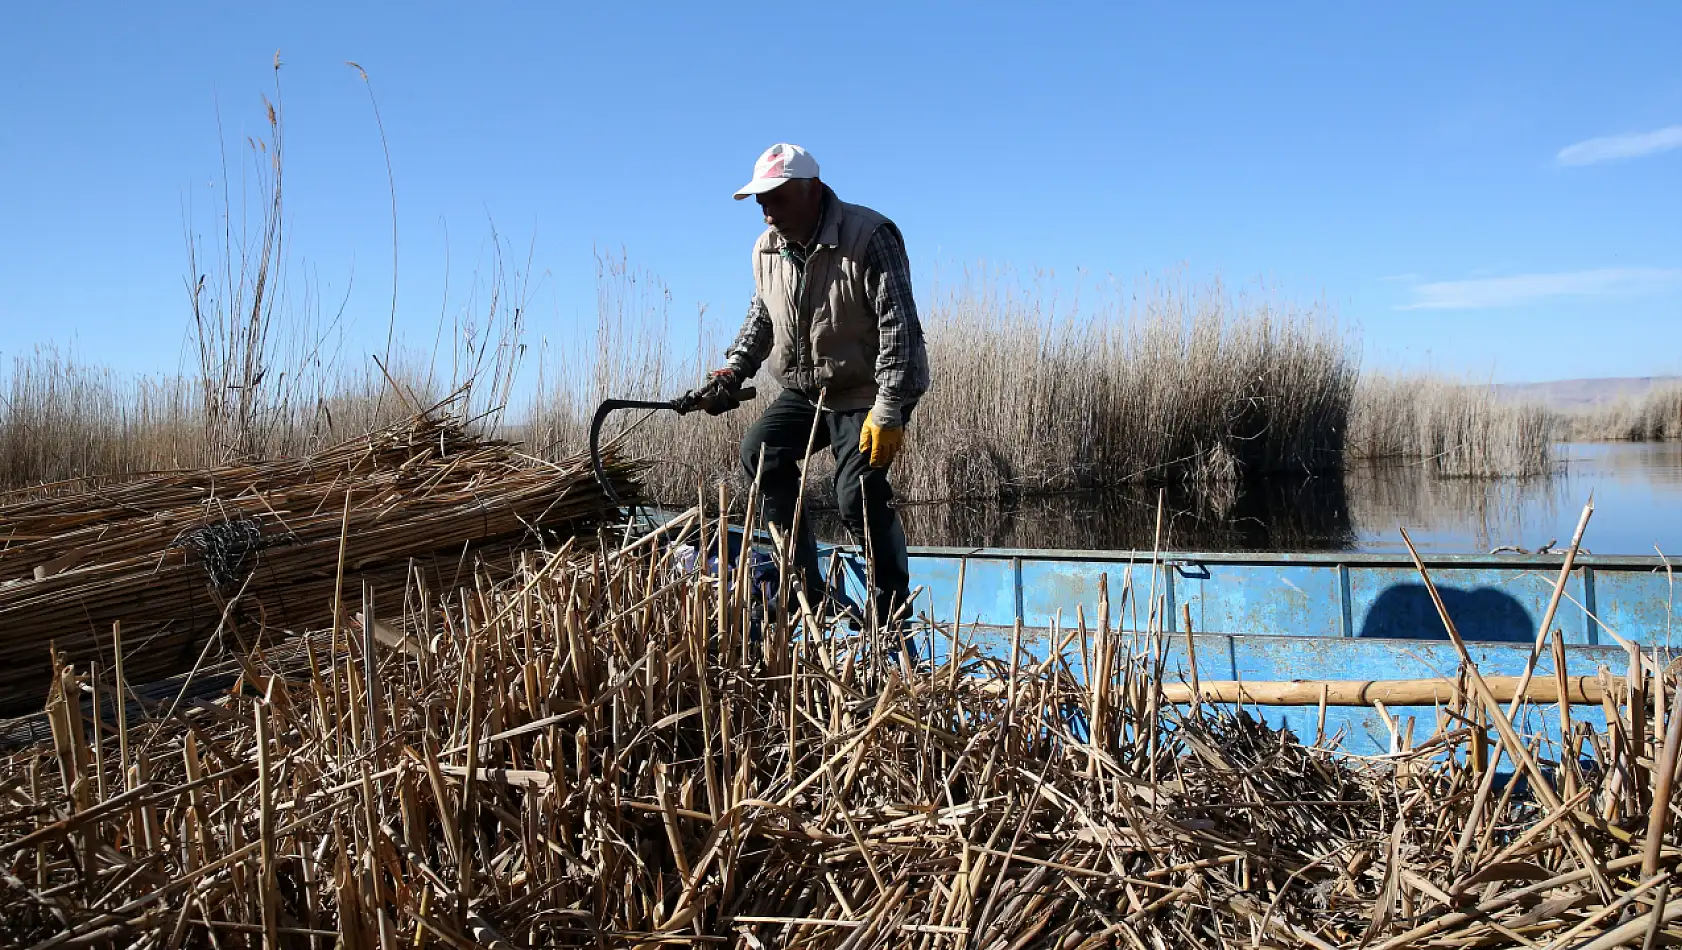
[826,546,1680,756]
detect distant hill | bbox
[1494,376,1682,409]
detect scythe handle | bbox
[588,387,759,508]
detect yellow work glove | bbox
[858,402,906,469]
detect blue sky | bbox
[2,2,1679,386]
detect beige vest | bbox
[752,193,893,412]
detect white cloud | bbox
[1556,125,1682,166]
[1397,268,1682,310]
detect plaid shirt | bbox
[725,213,930,411]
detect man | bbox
[687,143,930,632]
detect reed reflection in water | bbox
[808,443,1682,555]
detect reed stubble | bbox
[1,500,1677,947]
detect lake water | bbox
[845,442,1682,556]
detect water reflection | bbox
[810,475,1356,552]
[1344,464,1568,555]
[810,442,1682,555]
[899,475,1356,552]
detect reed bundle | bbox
[0,498,1677,948]
[0,413,640,715]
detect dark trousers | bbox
[740,389,912,625]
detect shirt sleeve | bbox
[723,294,773,378]
[863,223,930,410]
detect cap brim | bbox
[733,177,793,200]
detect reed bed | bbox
[0,348,202,491]
[1563,385,1682,442]
[886,278,1358,500]
[0,346,451,494]
[1348,374,1558,478]
[2,88,1564,507]
[0,411,639,716]
[10,264,1566,508]
[1,498,1677,947]
[532,275,1363,506]
[0,84,521,494]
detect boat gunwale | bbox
[672,513,1674,571]
[869,545,1678,571]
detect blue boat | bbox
[815,542,1680,756]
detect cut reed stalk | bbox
[0,499,1675,947]
[0,410,639,714]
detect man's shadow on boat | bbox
[1359,584,1533,642]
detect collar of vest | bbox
[760,185,844,254]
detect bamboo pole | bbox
[1161,674,1618,707]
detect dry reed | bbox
[0,69,525,498]
[2,275,1577,513]
[5,111,1560,510]
[899,275,1357,499]
[1562,384,1682,442]
[0,347,201,490]
[1,89,1570,510]
[0,496,1677,947]
[0,411,639,715]
[1348,374,1557,478]
[540,272,1363,506]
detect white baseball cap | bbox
[733,143,819,200]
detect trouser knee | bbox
[834,478,873,537]
[739,436,766,482]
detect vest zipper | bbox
[791,243,824,395]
